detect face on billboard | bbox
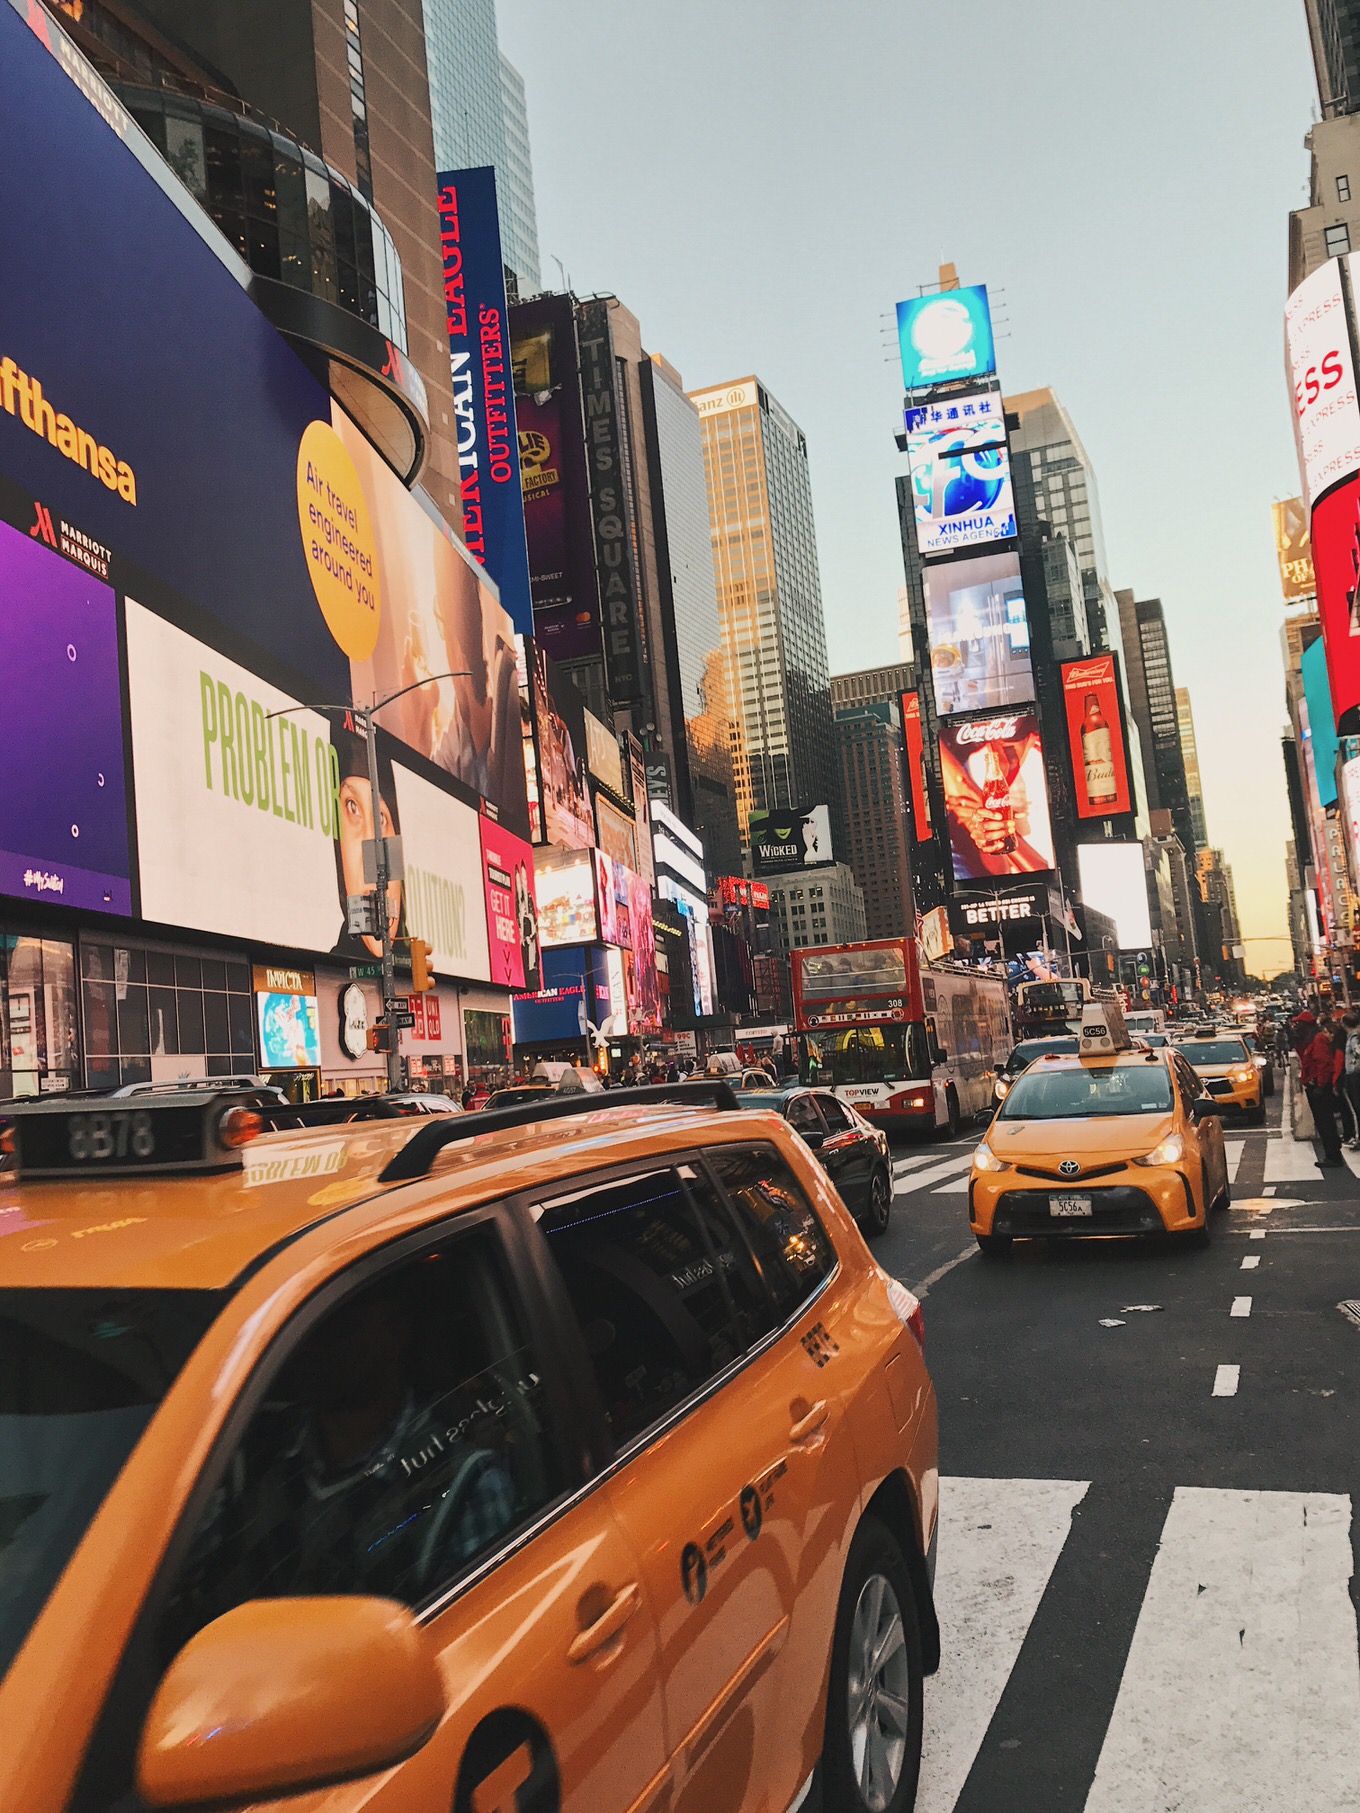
[1061,654,1133,818]
[481,816,539,991]
[750,804,833,873]
[1076,844,1153,951]
[0,513,132,915]
[531,641,594,849]
[939,710,1055,880]
[906,391,1016,557]
[535,847,597,946]
[1310,470,1360,730]
[924,551,1034,716]
[1286,259,1360,507]
[896,287,995,390]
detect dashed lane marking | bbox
[1225,1139,1245,1181]
[1230,1296,1252,1318]
[1241,1256,1260,1270]
[1212,1364,1240,1397]
[913,1245,978,1300]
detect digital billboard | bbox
[749,804,834,874]
[1061,654,1134,818]
[1272,496,1315,601]
[939,710,1055,880]
[901,692,933,836]
[534,846,597,946]
[0,512,132,915]
[257,991,321,1069]
[924,551,1034,715]
[480,816,539,991]
[896,287,995,391]
[1303,636,1340,806]
[906,390,1016,557]
[1310,469,1360,731]
[394,765,490,982]
[1286,258,1360,507]
[531,640,595,849]
[595,793,638,872]
[585,710,625,795]
[594,848,626,946]
[624,868,662,1035]
[435,166,532,638]
[1076,844,1153,951]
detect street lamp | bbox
[268,670,470,1092]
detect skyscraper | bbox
[830,671,916,942]
[1117,592,1197,859]
[1005,388,1115,653]
[423,0,541,297]
[691,377,839,834]
[1306,0,1360,115]
[1175,687,1209,853]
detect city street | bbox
[878,1077,1360,1809]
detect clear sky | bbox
[500,0,1319,977]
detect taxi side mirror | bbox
[137,1597,445,1807]
[1190,1096,1222,1120]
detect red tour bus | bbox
[791,937,1011,1137]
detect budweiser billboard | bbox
[1311,469,1360,732]
[901,691,933,837]
[939,708,1055,881]
[1060,654,1133,819]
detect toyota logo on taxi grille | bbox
[1059,1160,1080,1177]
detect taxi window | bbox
[998,1063,1174,1120]
[537,1165,776,1452]
[157,1224,562,1654]
[708,1147,837,1322]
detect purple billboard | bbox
[0,513,131,913]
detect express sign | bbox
[1286,259,1360,507]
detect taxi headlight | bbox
[1134,1132,1184,1168]
[994,1077,1011,1099]
[973,1139,1008,1173]
[1230,1067,1256,1084]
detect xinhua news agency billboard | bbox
[905,389,1017,557]
[896,286,996,391]
[437,166,532,638]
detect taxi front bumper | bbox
[1197,1074,1261,1114]
[970,1165,1201,1236]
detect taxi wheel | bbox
[975,1232,1011,1257]
[1180,1206,1211,1248]
[863,1166,893,1238]
[819,1515,923,1813]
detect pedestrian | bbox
[1343,1013,1360,1150]
[1300,1013,1346,1165]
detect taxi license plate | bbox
[1051,1194,1093,1217]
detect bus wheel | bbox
[945,1088,962,1139]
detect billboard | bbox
[0,511,132,915]
[531,640,594,848]
[257,991,321,1069]
[905,390,1016,557]
[1286,258,1360,507]
[578,297,645,706]
[535,846,597,946]
[1273,496,1315,601]
[950,883,1056,933]
[1076,844,1153,951]
[924,551,1033,715]
[896,286,995,391]
[750,804,834,874]
[901,692,933,836]
[594,849,626,946]
[939,709,1055,880]
[1310,469,1360,730]
[585,710,625,795]
[1061,654,1134,818]
[436,166,532,637]
[595,793,638,871]
[624,867,662,1035]
[511,295,601,662]
[480,815,539,991]
[1302,636,1340,806]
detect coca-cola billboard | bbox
[1311,468,1360,733]
[938,708,1055,882]
[1060,653,1133,818]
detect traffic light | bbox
[366,1023,392,1053]
[410,938,434,992]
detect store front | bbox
[1,930,80,1098]
[79,934,255,1093]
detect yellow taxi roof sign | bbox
[1078,998,1131,1057]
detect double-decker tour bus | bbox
[791,938,1011,1137]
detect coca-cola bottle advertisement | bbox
[939,710,1056,879]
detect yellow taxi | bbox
[0,1082,937,1813]
[1171,1030,1266,1126]
[968,1034,1230,1255]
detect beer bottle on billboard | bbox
[981,743,1018,853]
[1081,692,1117,807]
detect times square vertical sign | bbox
[437,166,533,637]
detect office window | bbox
[1326,222,1351,257]
[1339,174,1352,203]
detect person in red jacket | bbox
[1300,1015,1346,1165]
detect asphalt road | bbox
[877,1071,1360,1812]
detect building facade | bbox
[1005,387,1115,654]
[764,866,867,955]
[830,673,916,943]
[1117,592,1198,861]
[1306,0,1360,116]
[1175,686,1209,853]
[691,377,839,836]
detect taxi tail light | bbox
[884,1277,925,1349]
[0,1120,13,1157]
[218,1107,264,1149]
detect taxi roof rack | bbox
[375,1079,741,1184]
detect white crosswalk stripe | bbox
[1224,1138,1245,1181]
[921,1480,1360,1810]
[1266,1071,1322,1182]
[893,1151,974,1195]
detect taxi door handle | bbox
[789,1399,829,1443]
[567,1583,642,1664]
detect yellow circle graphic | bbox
[296,419,381,660]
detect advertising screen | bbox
[435,166,532,638]
[896,286,995,391]
[749,804,834,874]
[594,849,626,946]
[1076,844,1153,951]
[1273,496,1315,601]
[901,692,933,836]
[924,552,1034,715]
[585,710,625,795]
[905,390,1016,557]
[595,793,638,871]
[1342,748,1360,876]
[939,709,1055,880]
[0,513,132,915]
[480,816,539,991]
[1310,469,1360,731]
[1286,258,1360,507]
[1061,654,1134,818]
[535,846,597,946]
[257,992,321,1069]
[393,765,491,982]
[1302,636,1340,806]
[531,641,594,849]
[625,868,662,1035]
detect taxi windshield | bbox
[998,1063,1174,1120]
[1177,1039,1249,1066]
[0,1287,221,1681]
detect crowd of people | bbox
[1286,1002,1360,1166]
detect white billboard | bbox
[1286,259,1360,507]
[393,766,490,982]
[1077,843,1153,952]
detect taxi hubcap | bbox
[847,1571,909,1810]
